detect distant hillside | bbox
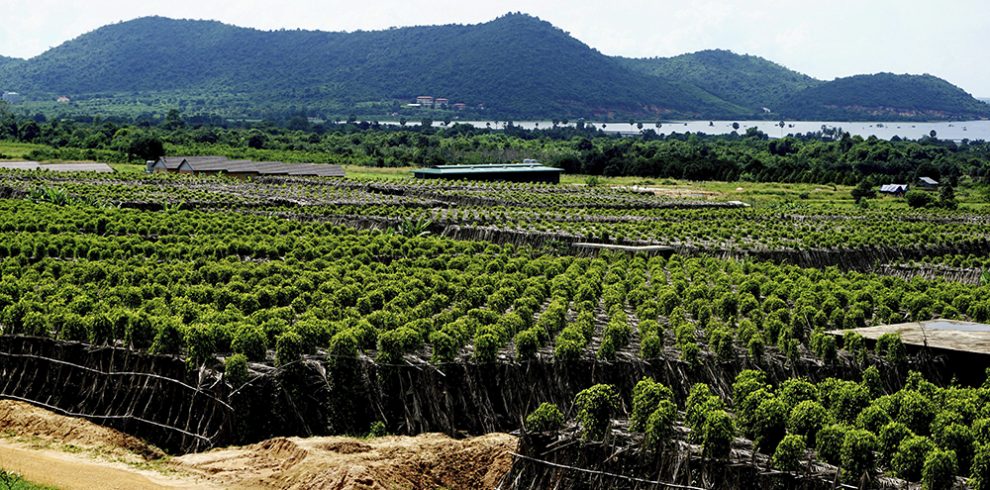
[0,15,986,121]
[617,49,821,112]
[0,55,19,71]
[0,15,744,119]
[776,73,990,120]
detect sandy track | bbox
[0,441,214,489]
[0,400,517,489]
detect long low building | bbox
[149,156,344,178]
[412,163,564,184]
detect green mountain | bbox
[775,73,990,120]
[0,56,20,71]
[0,15,985,121]
[617,49,821,112]
[0,14,744,119]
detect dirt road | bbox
[0,399,517,489]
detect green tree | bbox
[851,179,876,203]
[574,384,620,441]
[525,402,565,432]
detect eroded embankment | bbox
[0,335,965,455]
[0,398,516,490]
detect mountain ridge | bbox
[0,14,986,121]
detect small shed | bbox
[917,177,939,190]
[879,184,908,196]
[412,163,564,184]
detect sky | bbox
[2,0,988,96]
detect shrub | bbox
[753,395,788,453]
[816,423,848,465]
[640,332,662,359]
[780,378,818,413]
[898,390,936,435]
[644,400,678,448]
[429,329,459,363]
[856,403,894,434]
[185,323,217,366]
[862,365,884,398]
[971,444,990,490]
[150,317,183,355]
[701,410,735,460]
[877,332,907,365]
[231,325,268,361]
[329,329,361,359]
[686,384,724,435]
[514,328,540,361]
[224,353,248,388]
[525,402,565,432]
[274,331,304,367]
[732,369,768,406]
[788,400,831,446]
[921,448,957,490]
[574,384,620,441]
[935,423,975,474]
[831,382,870,424]
[906,190,935,208]
[840,429,877,483]
[367,421,387,438]
[772,434,807,472]
[893,435,936,481]
[473,333,501,363]
[376,327,421,363]
[630,377,674,432]
[554,328,585,362]
[878,421,912,467]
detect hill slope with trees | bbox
[0,14,743,119]
[775,73,990,120]
[617,49,822,112]
[0,15,986,121]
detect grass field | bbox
[0,142,47,160]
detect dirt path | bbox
[0,441,214,490]
[0,399,518,489]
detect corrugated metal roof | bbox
[413,163,563,175]
[880,184,908,193]
[180,158,345,177]
[919,177,939,185]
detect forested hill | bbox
[0,14,744,119]
[0,56,20,71]
[775,73,990,120]
[0,14,987,121]
[617,50,822,112]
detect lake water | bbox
[382,119,990,141]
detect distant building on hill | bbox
[434,98,449,108]
[56,96,71,104]
[415,96,434,106]
[412,163,564,184]
[452,103,467,111]
[917,176,939,190]
[2,92,20,104]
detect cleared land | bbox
[0,400,516,490]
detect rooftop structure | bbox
[412,163,564,184]
[918,176,939,189]
[879,184,908,194]
[153,156,344,178]
[830,319,990,355]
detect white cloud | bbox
[0,0,987,94]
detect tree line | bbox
[2,106,988,185]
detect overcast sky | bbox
[2,0,988,95]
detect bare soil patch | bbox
[0,399,517,489]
